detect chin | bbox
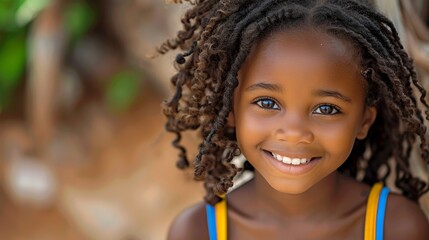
[267,178,314,195]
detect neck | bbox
[250,171,343,223]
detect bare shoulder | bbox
[384,193,429,240]
[166,201,208,240]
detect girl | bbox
[159,0,429,239]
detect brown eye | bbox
[254,98,280,110]
[314,104,340,115]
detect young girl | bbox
[159,0,429,239]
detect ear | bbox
[356,106,377,140]
[226,111,235,127]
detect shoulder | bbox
[166,201,209,240]
[384,193,429,240]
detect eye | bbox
[254,98,280,110]
[313,104,340,115]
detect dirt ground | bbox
[0,81,204,240]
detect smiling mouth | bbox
[263,150,320,166]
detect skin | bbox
[167,28,429,240]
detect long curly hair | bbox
[159,0,429,205]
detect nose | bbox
[274,114,314,144]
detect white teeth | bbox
[282,156,292,164]
[271,152,309,165]
[292,158,300,165]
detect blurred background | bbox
[0,0,428,239]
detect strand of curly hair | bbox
[159,0,429,205]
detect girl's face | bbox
[230,29,377,194]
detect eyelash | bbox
[252,98,342,115]
[253,97,280,110]
[313,104,342,115]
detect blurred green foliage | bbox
[0,0,26,32]
[105,70,141,113]
[0,0,29,111]
[0,33,26,110]
[0,0,142,113]
[65,1,96,43]
[15,0,49,27]
[0,0,95,112]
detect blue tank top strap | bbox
[206,204,218,240]
[375,186,390,240]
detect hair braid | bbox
[315,5,429,198]
[196,4,309,204]
[160,0,429,204]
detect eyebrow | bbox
[245,83,282,92]
[315,89,352,103]
[245,83,352,102]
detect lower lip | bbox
[262,151,321,176]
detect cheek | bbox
[235,110,266,143]
[315,117,361,157]
[234,106,278,152]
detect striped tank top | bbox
[205,182,390,240]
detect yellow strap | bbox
[215,198,227,240]
[364,183,383,240]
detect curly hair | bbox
[159,0,429,205]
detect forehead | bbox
[239,28,363,86]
